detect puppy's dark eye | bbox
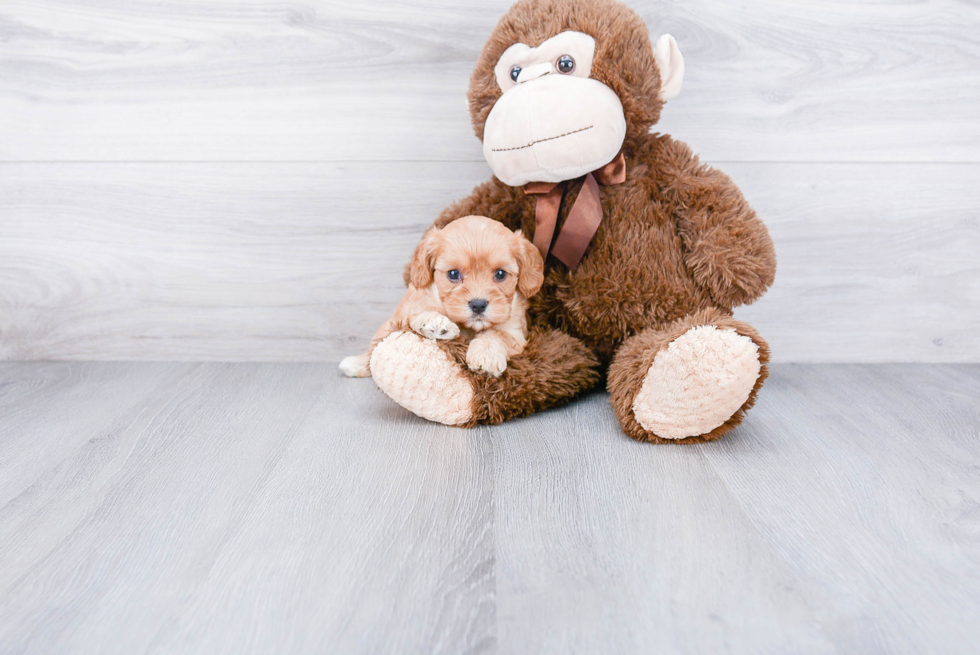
[510,66,522,83]
[557,55,575,74]
[494,269,508,281]
[447,269,461,281]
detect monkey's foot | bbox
[632,325,761,440]
[370,331,475,426]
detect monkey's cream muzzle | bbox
[483,74,627,187]
[482,30,684,188]
[483,30,627,187]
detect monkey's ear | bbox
[654,34,684,100]
[516,237,545,298]
[409,228,440,288]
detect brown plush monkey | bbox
[368,0,776,443]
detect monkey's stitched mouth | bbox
[490,125,593,152]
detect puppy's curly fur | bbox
[340,215,544,379]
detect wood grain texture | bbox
[1,0,977,361]
[0,0,978,162]
[1,362,978,652]
[0,362,495,654]
[1,161,977,362]
[491,363,980,653]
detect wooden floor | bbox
[1,363,978,654]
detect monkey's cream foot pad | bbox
[633,325,761,440]
[370,331,475,425]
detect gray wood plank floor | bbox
[1,363,978,653]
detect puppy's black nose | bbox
[469,298,489,315]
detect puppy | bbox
[340,215,544,378]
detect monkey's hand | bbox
[675,169,776,308]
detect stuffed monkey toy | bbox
[368,0,776,443]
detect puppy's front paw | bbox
[466,338,508,377]
[412,311,460,340]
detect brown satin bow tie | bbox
[523,151,627,270]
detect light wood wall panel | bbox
[1,161,976,362]
[0,0,978,162]
[0,0,977,362]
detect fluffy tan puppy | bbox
[340,215,544,378]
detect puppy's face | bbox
[410,215,544,331]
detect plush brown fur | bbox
[431,327,602,427]
[468,0,665,143]
[607,307,771,443]
[408,0,776,441]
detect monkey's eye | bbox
[509,66,522,83]
[447,269,461,282]
[494,270,508,281]
[557,55,575,74]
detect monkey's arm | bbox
[662,139,776,308]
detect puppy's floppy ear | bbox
[409,227,441,288]
[514,232,545,297]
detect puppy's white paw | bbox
[339,354,371,378]
[466,338,508,377]
[412,311,460,341]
